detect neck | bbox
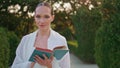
[38,29,50,37]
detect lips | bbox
[39,25,45,27]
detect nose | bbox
[38,18,45,23]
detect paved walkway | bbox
[70,53,99,68]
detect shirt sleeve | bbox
[11,36,31,68]
[58,51,70,68]
[58,37,71,68]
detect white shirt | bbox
[11,29,70,68]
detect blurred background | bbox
[0,0,120,68]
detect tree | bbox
[1,0,45,37]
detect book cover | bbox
[29,46,69,62]
[53,49,68,60]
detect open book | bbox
[29,46,69,62]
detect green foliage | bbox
[7,31,20,66]
[67,40,78,53]
[0,27,20,67]
[60,27,75,40]
[0,0,41,38]
[95,0,120,68]
[72,6,102,63]
[0,27,10,68]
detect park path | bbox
[70,53,99,68]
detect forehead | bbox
[35,6,51,15]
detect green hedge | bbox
[7,31,20,66]
[0,27,20,67]
[72,6,101,63]
[0,27,10,68]
[95,0,120,68]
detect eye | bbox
[44,15,50,18]
[35,15,41,18]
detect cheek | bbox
[47,20,52,24]
[35,18,38,22]
[34,18,40,25]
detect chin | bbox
[39,27,48,31]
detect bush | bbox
[0,27,20,67]
[7,31,20,66]
[0,27,10,68]
[95,0,120,68]
[72,6,101,63]
[61,28,75,40]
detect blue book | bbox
[29,46,69,62]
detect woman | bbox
[11,2,70,68]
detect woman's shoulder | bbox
[51,30,68,48]
[51,30,66,40]
[22,30,37,39]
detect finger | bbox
[31,62,35,68]
[43,54,48,60]
[50,54,54,61]
[34,55,46,65]
[35,55,43,60]
[34,55,43,63]
[35,55,50,66]
[37,56,47,65]
[31,62,36,64]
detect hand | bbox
[34,54,53,68]
[30,62,35,68]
